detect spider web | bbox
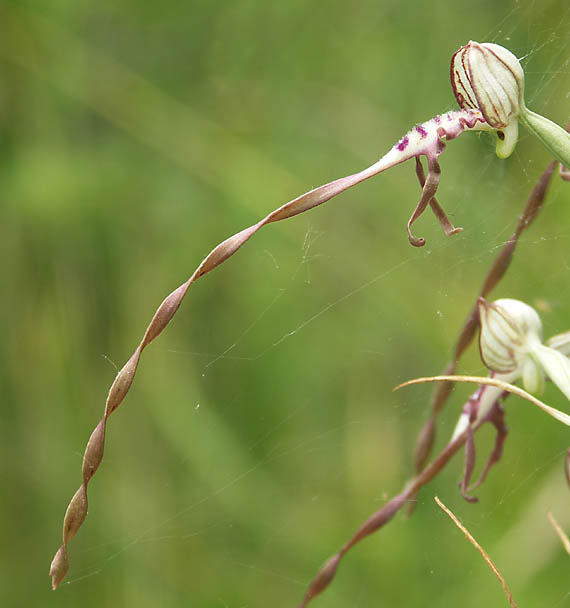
[37,4,570,608]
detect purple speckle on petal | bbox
[396,136,409,151]
[415,124,428,138]
[447,113,453,121]
[434,115,441,124]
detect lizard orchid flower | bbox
[452,41,570,169]
[477,298,570,403]
[401,299,570,501]
[48,43,569,593]
[447,298,570,500]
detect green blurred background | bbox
[2,1,570,606]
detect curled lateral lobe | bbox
[50,108,491,590]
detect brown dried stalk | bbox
[399,375,570,427]
[435,496,517,608]
[413,160,557,476]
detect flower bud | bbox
[451,41,524,129]
[478,298,542,374]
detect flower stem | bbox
[519,107,570,168]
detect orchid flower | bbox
[265,40,570,249]
[451,41,570,170]
[445,298,570,499]
[452,298,570,431]
[48,42,569,592]
[403,298,570,501]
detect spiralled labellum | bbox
[478,298,570,403]
[452,41,570,167]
